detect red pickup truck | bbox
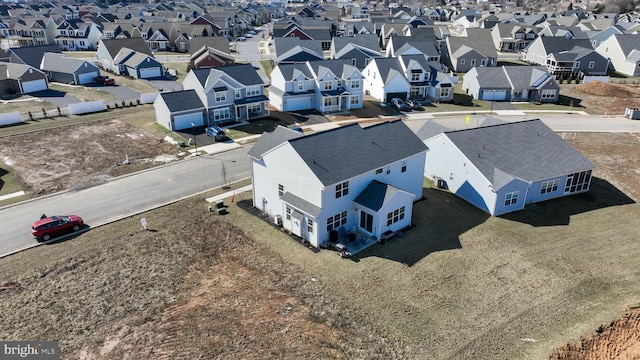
[94,75,115,85]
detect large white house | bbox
[268,59,364,113]
[248,121,427,248]
[420,119,595,216]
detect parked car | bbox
[31,215,84,242]
[237,36,246,41]
[245,33,254,38]
[206,125,228,141]
[404,99,423,111]
[94,75,115,85]
[390,98,410,111]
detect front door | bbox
[359,211,373,233]
[291,211,303,237]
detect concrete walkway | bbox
[204,184,253,204]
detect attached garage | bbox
[284,96,312,111]
[481,90,507,101]
[21,79,47,93]
[173,112,204,131]
[385,92,407,103]
[77,71,99,85]
[139,67,162,79]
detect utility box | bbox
[625,108,640,120]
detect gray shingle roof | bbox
[289,120,427,186]
[41,52,95,73]
[444,119,595,185]
[159,89,204,112]
[415,120,453,141]
[281,191,322,217]
[100,37,153,58]
[248,125,304,159]
[8,45,61,68]
[354,180,402,211]
[371,57,405,86]
[447,28,498,58]
[215,63,265,86]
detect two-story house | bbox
[249,120,427,249]
[490,23,537,53]
[363,55,457,103]
[522,37,609,76]
[269,59,364,113]
[54,19,102,51]
[182,63,269,124]
[442,28,498,73]
[595,34,640,77]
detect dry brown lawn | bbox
[0,131,639,359]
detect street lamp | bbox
[191,121,197,156]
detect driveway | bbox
[87,84,142,102]
[30,89,82,108]
[144,78,183,92]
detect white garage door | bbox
[174,112,204,131]
[139,67,161,79]
[78,71,99,85]
[21,79,47,93]
[482,90,507,101]
[285,97,311,111]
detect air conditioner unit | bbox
[274,215,283,226]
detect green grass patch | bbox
[225,118,292,139]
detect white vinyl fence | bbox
[69,101,105,115]
[0,111,21,125]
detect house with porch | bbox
[182,63,269,124]
[269,59,364,113]
[419,119,595,216]
[462,65,560,103]
[248,120,427,249]
[521,37,609,76]
[362,55,457,103]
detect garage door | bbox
[386,92,407,103]
[21,79,47,93]
[139,67,161,79]
[173,112,204,131]
[482,90,507,101]
[285,97,311,111]
[78,71,99,85]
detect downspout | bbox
[522,180,533,211]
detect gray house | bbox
[40,53,100,85]
[330,34,381,70]
[462,65,561,103]
[522,37,609,76]
[96,38,163,78]
[154,89,207,131]
[443,29,498,73]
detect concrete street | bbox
[1,111,639,257]
[0,147,250,257]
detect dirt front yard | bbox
[0,119,183,197]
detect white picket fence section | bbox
[69,100,105,115]
[0,111,21,125]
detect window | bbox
[248,103,261,115]
[504,191,519,206]
[297,81,304,91]
[285,207,291,220]
[235,89,242,99]
[541,179,559,194]
[307,219,314,233]
[470,59,476,66]
[246,86,260,97]
[440,88,450,98]
[324,81,332,90]
[350,95,359,105]
[351,79,360,89]
[401,160,407,173]
[278,184,284,197]
[481,59,486,66]
[411,72,420,81]
[410,87,421,98]
[460,59,465,65]
[213,108,230,121]
[326,211,347,231]
[513,90,523,99]
[541,90,556,99]
[375,168,383,174]
[215,91,226,102]
[324,97,334,107]
[588,61,595,69]
[365,58,371,65]
[335,181,349,198]
[574,61,581,69]
[386,206,405,226]
[351,58,356,66]
[564,170,592,193]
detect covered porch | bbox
[320,88,350,113]
[234,95,270,121]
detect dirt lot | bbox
[1,84,640,359]
[561,81,640,115]
[0,119,183,196]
